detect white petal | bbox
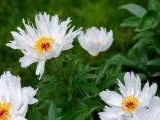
[6,41,19,49]
[19,56,38,68]
[138,82,157,107]
[138,82,149,106]
[22,87,38,104]
[123,72,141,96]
[124,72,132,96]
[148,97,160,120]
[134,74,141,97]
[149,83,157,99]
[62,27,82,51]
[62,44,73,50]
[15,116,27,120]
[117,79,127,97]
[47,42,61,59]
[98,106,124,120]
[99,30,113,51]
[135,108,151,120]
[36,60,45,79]
[100,90,123,107]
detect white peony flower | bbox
[78,27,113,56]
[0,71,37,120]
[6,12,82,79]
[98,72,157,120]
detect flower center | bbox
[122,96,139,113]
[0,103,10,120]
[97,40,103,45]
[35,37,53,54]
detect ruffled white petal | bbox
[63,27,82,50]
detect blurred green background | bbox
[0,0,147,86]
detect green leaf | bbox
[148,0,160,16]
[75,67,97,81]
[131,38,152,50]
[48,102,56,120]
[74,107,96,120]
[39,83,57,100]
[56,117,63,120]
[30,109,44,120]
[120,17,140,27]
[55,98,66,108]
[109,54,136,67]
[119,4,147,17]
[64,107,96,120]
[136,11,160,31]
[133,31,154,40]
[80,83,100,95]
[96,61,109,84]
[153,37,160,54]
[147,58,160,66]
[67,85,73,102]
[52,58,64,73]
[151,72,160,77]
[85,100,104,109]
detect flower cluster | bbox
[99,72,159,120]
[6,12,113,79]
[3,12,114,120]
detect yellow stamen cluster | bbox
[35,37,53,54]
[122,96,139,113]
[0,102,10,120]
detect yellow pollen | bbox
[35,37,53,54]
[121,96,139,113]
[0,102,10,120]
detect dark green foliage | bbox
[120,0,160,85]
